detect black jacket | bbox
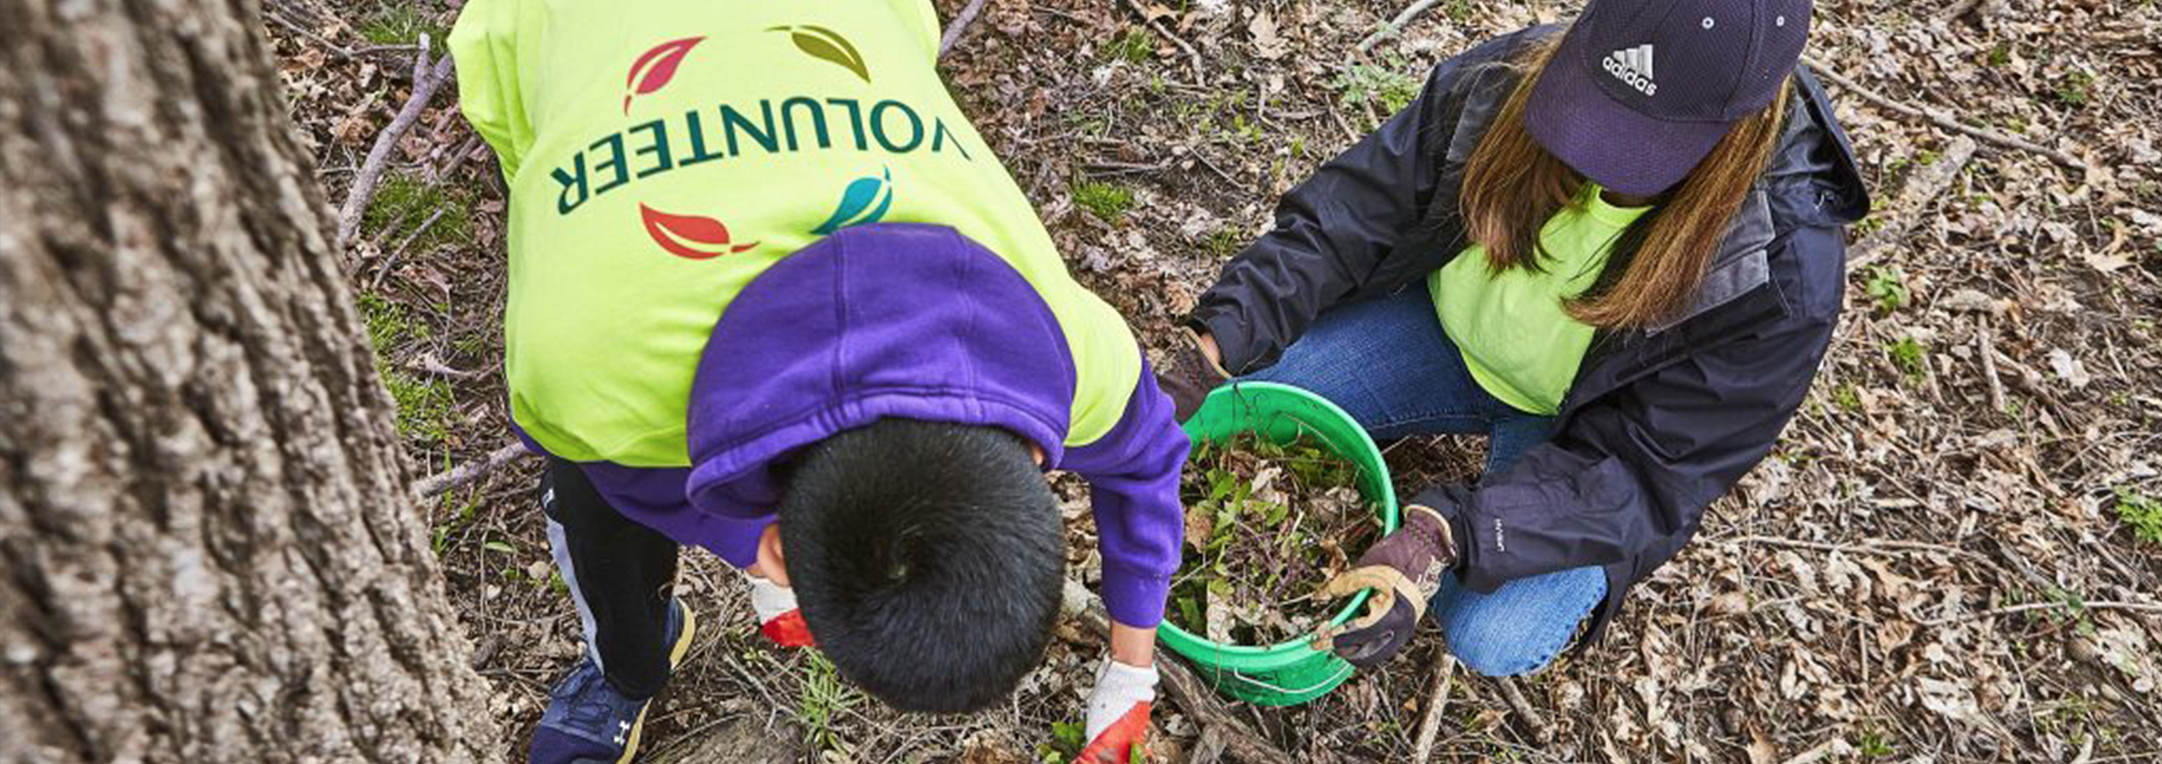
[1191,27,1870,638]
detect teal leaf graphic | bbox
[813,169,893,235]
[771,25,869,83]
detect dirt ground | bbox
[266,0,2161,761]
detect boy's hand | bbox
[1156,327,1229,423]
[748,575,815,648]
[1309,504,1457,667]
[1076,659,1155,763]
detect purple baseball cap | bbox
[1524,0,1813,197]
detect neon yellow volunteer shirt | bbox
[1430,185,1652,416]
[450,0,1140,466]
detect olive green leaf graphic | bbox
[768,25,869,83]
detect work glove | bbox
[748,575,815,648]
[1309,504,1458,667]
[1076,659,1156,763]
[1155,325,1230,423]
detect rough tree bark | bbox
[0,1,499,762]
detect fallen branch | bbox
[413,440,533,498]
[1410,654,1457,763]
[1061,580,1294,764]
[1494,676,1552,744]
[1803,58,2088,172]
[1977,316,2007,414]
[1921,599,2162,627]
[1724,534,1981,559]
[1358,0,1448,54]
[339,38,457,251]
[1846,135,1978,270]
[937,0,989,59]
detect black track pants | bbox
[541,457,682,699]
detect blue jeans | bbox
[1242,287,1607,677]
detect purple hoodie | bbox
[519,223,1187,627]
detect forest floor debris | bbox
[276,0,2162,760]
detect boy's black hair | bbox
[778,418,1064,713]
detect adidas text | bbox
[1604,45,1659,96]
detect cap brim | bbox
[1523,32,1729,198]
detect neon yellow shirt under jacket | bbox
[1431,185,1653,416]
[450,0,1141,466]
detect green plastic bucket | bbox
[1158,382,1400,706]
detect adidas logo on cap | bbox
[1604,44,1658,96]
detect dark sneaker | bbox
[529,600,697,764]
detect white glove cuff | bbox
[747,574,798,622]
[1086,659,1159,740]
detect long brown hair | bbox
[1459,36,1791,330]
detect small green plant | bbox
[2113,487,2162,545]
[1072,179,1135,223]
[1862,266,1909,312]
[358,5,448,54]
[1102,27,1154,64]
[1887,336,1927,383]
[1832,383,1863,413]
[384,368,454,442]
[797,652,860,753]
[1856,727,1895,757]
[2055,70,2095,107]
[1204,228,1242,260]
[1986,43,2012,68]
[1036,720,1087,763]
[364,172,472,249]
[359,293,455,442]
[1334,58,1421,128]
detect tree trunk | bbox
[0,1,498,762]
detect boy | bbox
[448,2,1186,762]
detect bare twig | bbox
[1061,580,1294,764]
[1411,655,1457,763]
[1725,534,1981,559]
[1494,677,1552,743]
[1189,728,1227,764]
[1803,58,2088,172]
[1117,0,1203,70]
[1848,136,1977,270]
[937,0,990,59]
[1358,0,1448,54]
[339,40,457,251]
[413,441,533,498]
[1779,738,1854,764]
[1922,599,2162,627]
[1977,316,2007,414]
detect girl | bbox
[1157,0,1868,676]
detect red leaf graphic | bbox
[640,203,756,260]
[623,36,704,114]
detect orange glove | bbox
[1075,660,1155,763]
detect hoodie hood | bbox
[681,223,1078,519]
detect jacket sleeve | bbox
[1418,229,1844,592]
[1190,32,1525,373]
[1058,361,1191,628]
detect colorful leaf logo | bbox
[812,169,894,235]
[769,25,869,83]
[639,203,757,259]
[623,36,705,114]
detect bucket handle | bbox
[1222,661,1355,697]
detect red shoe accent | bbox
[1075,702,1150,763]
[760,610,815,648]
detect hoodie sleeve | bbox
[1059,360,1191,628]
